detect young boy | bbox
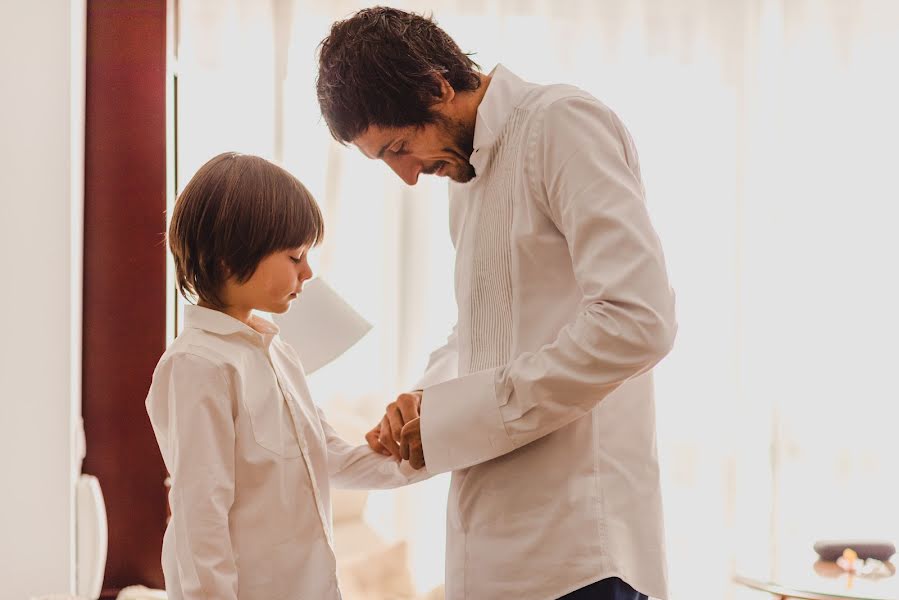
[146,152,427,600]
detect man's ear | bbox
[432,72,456,106]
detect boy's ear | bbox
[219,259,232,278]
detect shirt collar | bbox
[183,305,279,346]
[469,64,531,176]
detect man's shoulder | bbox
[518,79,607,117]
[516,80,625,147]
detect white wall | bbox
[0,1,85,598]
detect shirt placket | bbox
[265,351,335,550]
[456,183,485,377]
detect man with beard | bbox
[316,7,678,600]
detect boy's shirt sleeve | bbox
[277,337,432,489]
[316,404,433,490]
[147,353,238,600]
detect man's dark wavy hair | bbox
[316,6,481,144]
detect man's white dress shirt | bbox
[146,306,425,600]
[416,65,678,600]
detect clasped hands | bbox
[365,391,426,470]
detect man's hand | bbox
[400,416,425,470]
[365,391,422,461]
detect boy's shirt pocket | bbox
[240,372,304,459]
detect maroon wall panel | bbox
[83,1,168,595]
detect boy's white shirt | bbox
[145,305,428,600]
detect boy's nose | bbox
[299,263,313,282]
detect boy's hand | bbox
[365,391,422,461]
[400,417,425,470]
[365,422,392,457]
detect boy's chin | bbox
[262,299,294,315]
[271,302,292,314]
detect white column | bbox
[0,1,86,598]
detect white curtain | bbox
[175,2,899,598]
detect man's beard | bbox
[434,114,476,183]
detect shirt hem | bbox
[532,571,664,600]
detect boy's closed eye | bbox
[288,247,309,264]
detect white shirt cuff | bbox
[419,367,516,474]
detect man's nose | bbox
[386,156,421,186]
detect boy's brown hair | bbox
[168,152,324,308]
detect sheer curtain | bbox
[175,2,899,598]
